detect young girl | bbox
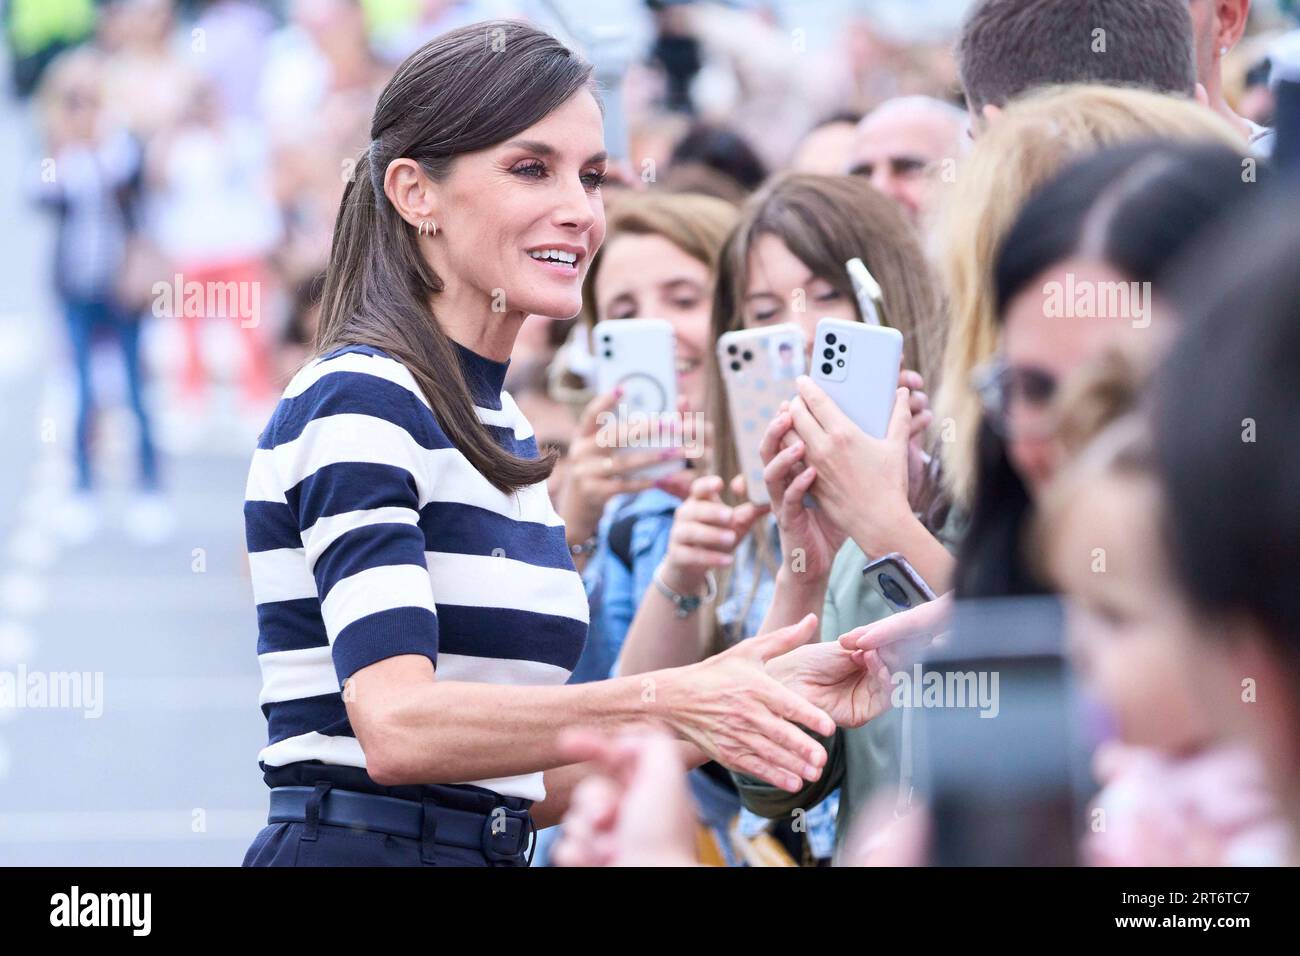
[1037,368,1292,866]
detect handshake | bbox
[554,597,949,866]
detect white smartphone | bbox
[716,324,807,505]
[846,257,886,327]
[811,318,903,439]
[592,318,682,478]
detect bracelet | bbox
[568,535,598,558]
[652,566,718,619]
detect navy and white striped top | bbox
[243,342,588,802]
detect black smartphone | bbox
[911,597,1094,865]
[863,552,936,612]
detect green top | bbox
[732,510,964,860]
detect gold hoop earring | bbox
[418,220,437,238]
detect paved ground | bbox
[0,94,269,865]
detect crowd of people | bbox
[14,0,1300,867]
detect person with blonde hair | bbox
[832,139,1259,862]
[930,84,1245,509]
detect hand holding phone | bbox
[716,324,806,505]
[810,318,903,439]
[593,318,685,480]
[787,375,913,558]
[757,405,847,581]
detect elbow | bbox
[353,703,423,787]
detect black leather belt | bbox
[268,785,533,864]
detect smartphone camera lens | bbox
[838,344,847,354]
[602,334,611,343]
[825,333,837,346]
[727,344,738,356]
[742,350,753,362]
[823,348,834,360]
[836,359,845,369]
[603,350,613,359]
[878,573,912,609]
[821,362,833,375]
[730,361,741,372]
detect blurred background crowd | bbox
[2,0,1300,866]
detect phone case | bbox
[863,552,936,612]
[846,257,885,327]
[810,318,903,440]
[717,324,807,505]
[592,318,682,478]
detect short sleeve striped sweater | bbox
[243,342,588,802]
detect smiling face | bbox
[427,90,608,323]
[742,233,858,362]
[593,232,712,412]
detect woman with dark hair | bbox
[832,137,1265,864]
[953,139,1261,598]
[241,20,872,867]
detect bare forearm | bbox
[615,571,707,675]
[758,567,828,636]
[362,675,665,786]
[850,513,954,595]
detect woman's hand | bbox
[658,474,766,595]
[765,640,893,728]
[901,369,934,440]
[901,369,934,506]
[556,389,685,544]
[759,407,847,582]
[788,376,914,557]
[655,613,837,793]
[552,727,698,867]
[838,592,953,671]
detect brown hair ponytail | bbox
[316,20,596,494]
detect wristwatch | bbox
[652,566,718,619]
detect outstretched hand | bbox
[766,638,894,729]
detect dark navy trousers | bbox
[242,820,520,867]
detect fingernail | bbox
[803,764,819,779]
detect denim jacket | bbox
[568,488,680,685]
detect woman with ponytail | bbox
[241,20,880,867]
